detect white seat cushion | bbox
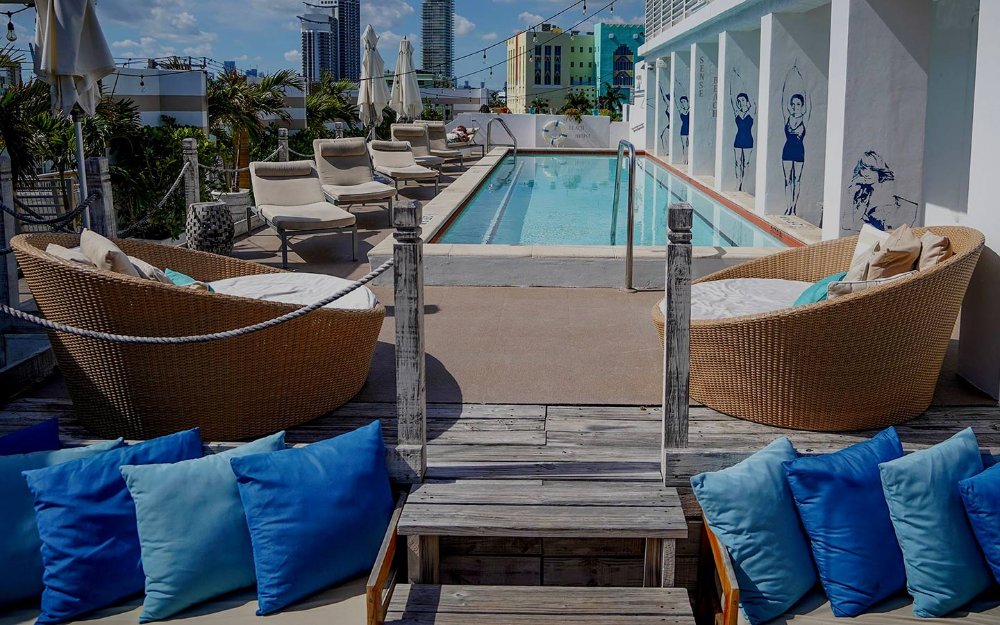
[258,201,356,231]
[323,181,396,203]
[659,278,812,320]
[375,164,438,180]
[209,273,377,310]
[415,155,445,167]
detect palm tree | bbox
[0,45,50,185]
[562,91,593,112]
[529,96,549,112]
[599,83,626,113]
[207,68,302,189]
[305,72,359,137]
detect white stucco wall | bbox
[690,42,719,178]
[756,6,830,225]
[823,0,930,239]
[716,29,761,196]
[669,50,692,168]
[959,0,1000,399]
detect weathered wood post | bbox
[662,202,692,480]
[85,158,117,238]
[1,156,16,353]
[393,198,427,484]
[334,121,345,139]
[277,128,289,162]
[181,138,201,210]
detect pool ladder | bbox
[611,139,637,291]
[486,118,518,157]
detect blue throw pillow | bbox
[691,437,816,625]
[959,463,1000,583]
[164,269,214,292]
[120,432,286,622]
[793,272,848,307]
[0,439,124,607]
[784,427,905,616]
[0,418,60,456]
[22,429,202,624]
[879,428,991,617]
[230,421,393,615]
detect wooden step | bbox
[384,584,695,625]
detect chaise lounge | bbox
[653,226,984,431]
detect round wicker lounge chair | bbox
[12,233,386,441]
[652,226,984,432]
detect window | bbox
[554,45,561,84]
[544,45,552,84]
[612,44,634,87]
[534,45,541,85]
[589,47,593,53]
[571,46,575,53]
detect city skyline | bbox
[5,0,645,89]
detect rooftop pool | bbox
[435,154,785,248]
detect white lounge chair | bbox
[418,121,465,170]
[249,160,357,268]
[368,140,441,196]
[390,124,445,169]
[314,138,396,221]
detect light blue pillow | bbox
[784,428,905,616]
[23,429,203,624]
[230,421,394,615]
[120,432,286,622]
[879,428,992,617]
[0,439,124,607]
[691,437,816,625]
[959,463,1000,583]
[164,269,214,292]
[793,272,847,307]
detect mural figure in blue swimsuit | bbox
[729,67,755,192]
[848,150,919,232]
[781,65,810,216]
[678,95,690,164]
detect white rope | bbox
[287,148,314,159]
[118,162,191,237]
[0,259,394,344]
[197,149,281,173]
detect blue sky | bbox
[8,0,644,89]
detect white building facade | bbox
[638,0,1000,398]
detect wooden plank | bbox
[427,444,661,463]
[425,462,663,482]
[387,585,693,614]
[407,481,681,507]
[542,537,645,557]
[663,202,693,453]
[385,613,695,625]
[542,557,645,587]
[398,504,687,538]
[406,535,439,584]
[439,555,541,585]
[440,536,542,556]
[644,537,664,588]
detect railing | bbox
[486,118,518,157]
[610,139,638,291]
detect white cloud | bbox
[361,0,414,29]
[518,12,544,27]
[96,0,217,58]
[283,49,301,62]
[454,14,475,37]
[480,32,498,41]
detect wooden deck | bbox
[4,396,998,594]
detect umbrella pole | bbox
[72,109,91,230]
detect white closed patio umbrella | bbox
[389,37,422,122]
[358,25,390,132]
[33,0,116,228]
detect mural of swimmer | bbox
[659,85,670,152]
[676,78,690,164]
[729,67,755,192]
[781,64,810,216]
[848,150,919,232]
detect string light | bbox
[583,1,587,13]
[3,6,30,43]
[139,75,145,88]
[532,29,538,44]
[610,1,614,14]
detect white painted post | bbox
[393,198,427,484]
[334,122,345,139]
[277,128,290,162]
[662,202,692,480]
[182,138,201,209]
[1,156,16,345]
[85,158,117,238]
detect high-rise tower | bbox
[300,9,339,85]
[421,0,454,84]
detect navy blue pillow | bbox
[0,418,59,456]
[959,463,1000,583]
[784,427,905,616]
[22,429,203,624]
[230,421,394,615]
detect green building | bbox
[593,23,645,106]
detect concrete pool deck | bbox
[367,147,821,288]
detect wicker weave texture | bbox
[13,233,386,441]
[652,226,985,431]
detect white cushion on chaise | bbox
[209,273,378,310]
[659,278,811,321]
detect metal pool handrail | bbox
[611,139,637,291]
[486,118,518,157]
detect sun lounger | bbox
[313,138,396,221]
[368,140,440,196]
[389,124,445,170]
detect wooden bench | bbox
[698,522,1000,625]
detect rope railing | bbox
[287,147,314,159]
[1,192,99,227]
[197,149,281,174]
[0,258,394,343]
[117,162,191,238]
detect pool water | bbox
[436,154,784,248]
